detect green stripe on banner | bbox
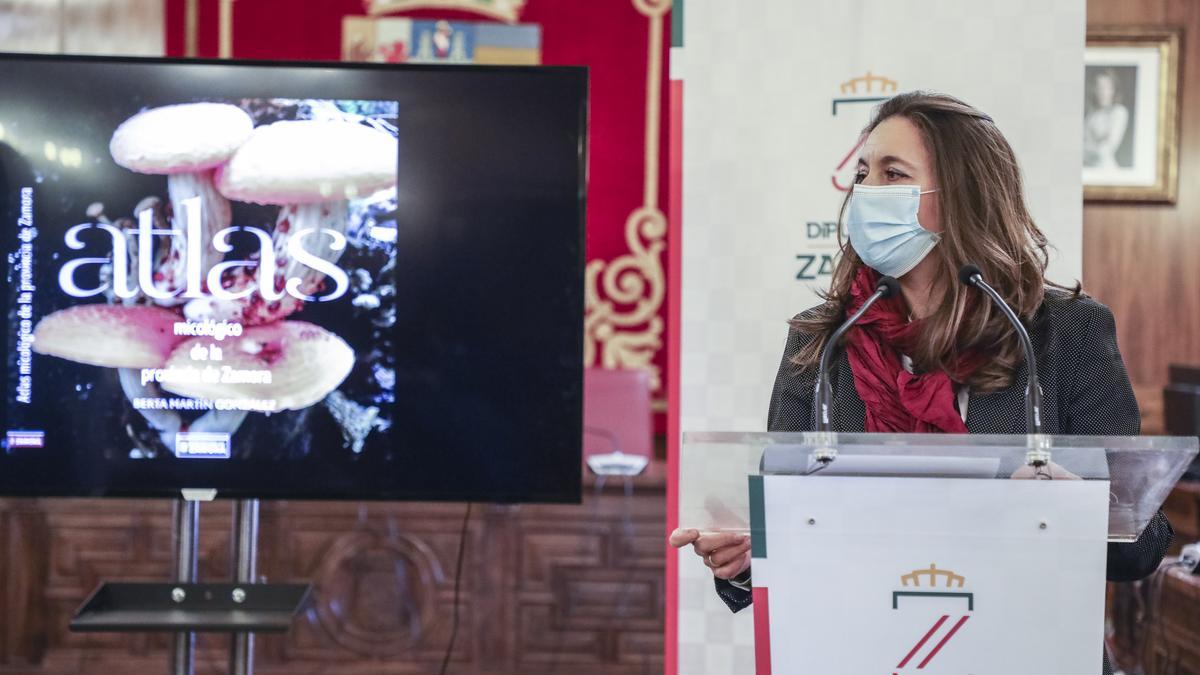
[893,592,975,611]
[749,474,766,559]
[671,0,683,48]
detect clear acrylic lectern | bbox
[679,432,1198,674]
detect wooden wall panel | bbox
[1084,0,1200,434]
[0,470,665,675]
[1110,560,1200,675]
[1,501,49,666]
[1089,3,1200,671]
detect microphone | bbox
[813,275,901,439]
[957,264,1045,444]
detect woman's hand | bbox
[669,528,751,580]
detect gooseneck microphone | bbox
[957,264,1044,442]
[813,275,901,436]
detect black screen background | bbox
[0,54,585,503]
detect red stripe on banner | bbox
[664,75,683,675]
[917,615,970,669]
[752,587,772,674]
[836,133,867,171]
[896,615,949,669]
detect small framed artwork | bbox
[1083,27,1181,203]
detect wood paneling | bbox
[1145,564,1200,674]
[1084,0,1200,434]
[0,468,665,674]
[1163,482,1200,547]
[1110,560,1200,675]
[1090,4,1200,671]
[1110,483,1200,674]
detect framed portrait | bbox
[1083,27,1181,203]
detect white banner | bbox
[676,1,1087,672]
[754,476,1108,674]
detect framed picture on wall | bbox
[1083,27,1181,203]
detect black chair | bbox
[1165,364,1200,479]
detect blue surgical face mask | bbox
[846,183,940,278]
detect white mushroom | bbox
[31,303,253,452]
[160,320,355,411]
[110,103,254,305]
[32,304,184,369]
[193,120,397,325]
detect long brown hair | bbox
[792,91,1077,392]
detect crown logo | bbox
[901,564,965,588]
[840,71,898,95]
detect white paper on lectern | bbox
[753,476,1109,675]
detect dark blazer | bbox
[714,290,1172,675]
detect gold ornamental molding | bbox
[219,0,234,58]
[184,0,198,56]
[183,0,235,58]
[365,0,526,23]
[583,0,669,391]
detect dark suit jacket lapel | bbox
[830,351,866,432]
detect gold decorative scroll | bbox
[584,208,666,385]
[583,0,670,391]
[365,0,526,23]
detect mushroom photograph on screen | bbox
[0,54,586,502]
[32,97,399,463]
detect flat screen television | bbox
[0,53,585,502]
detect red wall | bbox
[165,0,672,426]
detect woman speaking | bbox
[669,91,1171,675]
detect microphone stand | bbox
[960,265,1050,468]
[811,276,900,464]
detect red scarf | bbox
[843,267,980,433]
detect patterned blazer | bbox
[713,290,1172,675]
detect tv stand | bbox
[69,497,310,675]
